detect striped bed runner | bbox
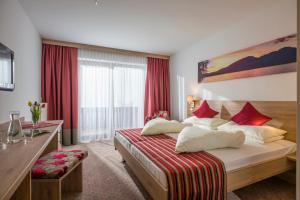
[116,128,227,200]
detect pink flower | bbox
[32,168,46,178]
[35,159,46,165]
[53,153,67,159]
[32,168,46,174]
[51,160,66,166]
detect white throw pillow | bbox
[218,121,287,143]
[245,135,284,144]
[141,118,192,135]
[265,119,284,129]
[175,126,245,153]
[183,116,228,130]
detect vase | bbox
[31,110,41,127]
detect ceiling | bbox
[19,0,274,55]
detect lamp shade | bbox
[186,95,194,104]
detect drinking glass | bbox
[23,129,33,144]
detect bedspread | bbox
[116,128,227,200]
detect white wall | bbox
[0,0,41,123]
[170,0,297,120]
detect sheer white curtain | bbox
[78,49,146,143]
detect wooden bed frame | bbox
[114,100,296,200]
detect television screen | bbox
[0,43,14,91]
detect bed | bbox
[114,100,296,200]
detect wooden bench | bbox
[31,150,88,200]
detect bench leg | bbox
[32,180,61,200]
[62,162,83,192]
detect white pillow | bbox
[141,118,192,135]
[175,126,245,153]
[183,116,228,130]
[265,119,284,129]
[218,121,287,143]
[245,135,284,144]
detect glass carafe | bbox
[7,111,23,144]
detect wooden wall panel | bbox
[188,100,296,142]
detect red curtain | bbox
[144,57,170,123]
[41,44,78,145]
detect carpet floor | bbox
[62,141,295,200]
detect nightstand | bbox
[287,153,296,162]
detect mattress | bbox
[115,132,296,188]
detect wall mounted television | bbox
[0,43,15,91]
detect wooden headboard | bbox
[188,100,296,142]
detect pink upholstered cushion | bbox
[32,150,88,179]
[153,110,170,120]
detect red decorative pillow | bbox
[193,100,219,118]
[231,102,272,126]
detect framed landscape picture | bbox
[198,34,297,83]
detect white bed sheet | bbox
[115,132,296,188]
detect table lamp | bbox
[186,95,195,110]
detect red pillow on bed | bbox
[231,102,272,126]
[192,100,219,118]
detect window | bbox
[78,49,146,142]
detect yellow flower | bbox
[28,101,33,107]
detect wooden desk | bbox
[0,120,63,200]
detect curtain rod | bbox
[42,39,170,60]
